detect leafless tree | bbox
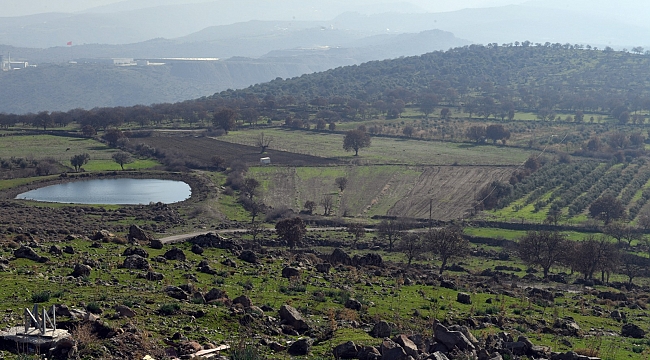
[320,195,334,216]
[569,235,619,281]
[377,219,407,251]
[517,231,570,278]
[426,226,470,274]
[335,177,348,192]
[255,132,273,154]
[397,233,423,267]
[347,223,365,247]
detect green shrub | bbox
[230,343,264,360]
[158,303,181,316]
[86,302,101,314]
[31,290,51,303]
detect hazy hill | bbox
[0,30,467,114]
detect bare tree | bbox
[255,132,273,154]
[397,233,423,267]
[320,195,334,216]
[347,223,365,248]
[377,219,407,251]
[517,231,570,278]
[335,177,348,192]
[303,200,316,215]
[426,226,470,274]
[242,178,260,201]
[569,235,619,281]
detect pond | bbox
[15,178,191,205]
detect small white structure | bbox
[260,157,271,165]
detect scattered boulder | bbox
[164,247,186,261]
[345,298,363,311]
[553,317,581,336]
[222,258,237,268]
[63,245,75,254]
[191,244,204,255]
[528,287,554,302]
[393,334,418,358]
[149,239,164,249]
[123,247,149,258]
[71,264,92,278]
[92,230,114,241]
[316,263,331,273]
[330,248,352,265]
[282,266,301,278]
[434,324,475,351]
[190,232,242,250]
[333,341,359,359]
[238,250,258,264]
[353,253,383,267]
[380,338,408,360]
[457,292,472,305]
[371,320,392,338]
[128,224,154,242]
[440,279,457,290]
[115,305,136,318]
[611,310,626,322]
[14,245,46,262]
[233,295,252,308]
[622,323,645,338]
[121,255,150,270]
[279,304,309,331]
[357,345,382,360]
[164,286,188,300]
[145,271,164,281]
[49,245,63,255]
[288,338,312,356]
[205,288,228,303]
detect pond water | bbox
[16,178,191,205]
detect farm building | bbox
[260,157,271,165]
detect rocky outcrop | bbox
[121,255,150,270]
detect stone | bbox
[288,338,312,356]
[269,341,286,352]
[504,342,528,356]
[553,317,581,336]
[353,253,384,267]
[316,263,331,273]
[239,314,254,326]
[345,298,363,311]
[358,345,382,360]
[622,323,645,338]
[282,266,301,278]
[528,287,554,301]
[123,247,149,258]
[371,320,392,338]
[380,338,408,360]
[205,288,228,302]
[440,279,457,290]
[63,245,75,254]
[149,239,164,249]
[429,352,450,360]
[233,295,252,308]
[71,264,92,278]
[115,305,136,318]
[393,334,418,358]
[145,271,164,281]
[222,258,237,267]
[164,247,186,261]
[14,245,44,262]
[457,292,472,305]
[192,291,206,304]
[121,255,150,270]
[434,324,475,351]
[128,224,153,242]
[92,230,114,241]
[238,250,258,264]
[279,304,309,331]
[330,248,352,265]
[178,341,202,355]
[191,243,204,255]
[333,341,359,359]
[164,286,188,300]
[49,245,63,255]
[611,310,626,322]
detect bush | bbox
[230,342,264,360]
[158,303,181,316]
[32,290,51,303]
[86,302,102,314]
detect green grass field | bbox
[220,128,536,166]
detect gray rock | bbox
[49,245,63,255]
[238,250,258,264]
[191,243,204,255]
[333,341,359,359]
[429,352,450,360]
[380,338,408,360]
[434,324,475,351]
[233,295,252,308]
[371,320,392,338]
[164,247,186,261]
[316,263,331,273]
[115,305,136,318]
[123,247,149,258]
[611,310,626,322]
[282,266,301,278]
[222,258,237,267]
[205,288,228,302]
[92,230,113,241]
[457,292,472,305]
[128,224,154,242]
[553,317,581,336]
[164,286,188,300]
[622,323,645,338]
[288,338,312,356]
[345,298,363,311]
[358,345,382,360]
[121,255,150,270]
[149,239,164,249]
[14,245,44,262]
[440,279,457,290]
[239,314,255,326]
[63,245,75,254]
[71,264,92,278]
[145,271,164,281]
[330,248,352,265]
[393,334,418,358]
[279,304,309,331]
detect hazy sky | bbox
[4,0,530,17]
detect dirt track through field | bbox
[386,166,515,220]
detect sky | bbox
[4,0,530,17]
